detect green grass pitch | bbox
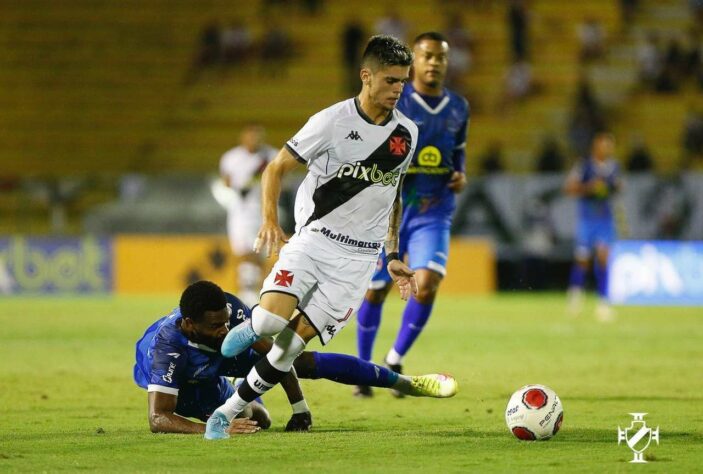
[1,293,701,472]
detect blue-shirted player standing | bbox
[355,32,470,397]
[564,132,621,322]
[134,280,458,436]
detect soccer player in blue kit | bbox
[355,32,470,397]
[564,132,621,322]
[134,280,456,435]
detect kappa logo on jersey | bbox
[336,162,400,186]
[274,270,294,287]
[389,136,408,156]
[345,130,363,141]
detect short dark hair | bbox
[179,280,226,322]
[413,31,449,45]
[361,35,413,70]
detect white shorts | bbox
[260,236,376,345]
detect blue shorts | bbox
[575,219,616,259]
[370,218,450,288]
[173,349,263,422]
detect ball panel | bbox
[522,388,548,409]
[511,426,537,440]
[552,411,563,435]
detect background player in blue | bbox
[564,132,622,322]
[355,32,470,398]
[134,280,457,435]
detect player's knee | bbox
[415,273,442,304]
[267,327,307,372]
[365,287,389,304]
[251,306,289,337]
[415,285,438,304]
[291,351,316,378]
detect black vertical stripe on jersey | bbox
[304,124,412,226]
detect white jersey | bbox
[219,144,277,255]
[220,144,277,195]
[285,97,418,261]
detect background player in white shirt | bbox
[205,35,457,440]
[215,124,277,306]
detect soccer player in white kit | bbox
[205,35,458,440]
[216,125,277,306]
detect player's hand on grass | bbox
[388,260,418,301]
[285,412,313,432]
[227,418,261,435]
[447,171,467,193]
[254,221,288,257]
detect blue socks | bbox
[356,300,383,362]
[594,262,608,298]
[311,352,398,387]
[392,298,433,357]
[569,262,608,297]
[569,264,586,289]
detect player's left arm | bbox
[448,113,470,193]
[386,174,418,301]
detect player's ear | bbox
[360,68,371,86]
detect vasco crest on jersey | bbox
[389,135,408,157]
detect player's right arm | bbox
[148,391,259,434]
[148,391,206,434]
[255,109,332,257]
[564,164,592,197]
[147,337,258,434]
[255,148,304,257]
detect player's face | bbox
[366,65,410,112]
[593,135,615,160]
[413,40,449,89]
[186,308,231,349]
[241,126,264,152]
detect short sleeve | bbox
[147,338,187,395]
[225,292,252,329]
[285,111,332,165]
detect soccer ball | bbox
[505,384,563,441]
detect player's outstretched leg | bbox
[407,374,458,398]
[295,352,457,398]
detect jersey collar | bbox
[354,96,394,126]
[411,91,450,115]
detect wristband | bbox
[386,252,400,262]
[291,399,310,414]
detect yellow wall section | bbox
[114,235,272,294]
[114,235,494,295]
[443,238,495,295]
